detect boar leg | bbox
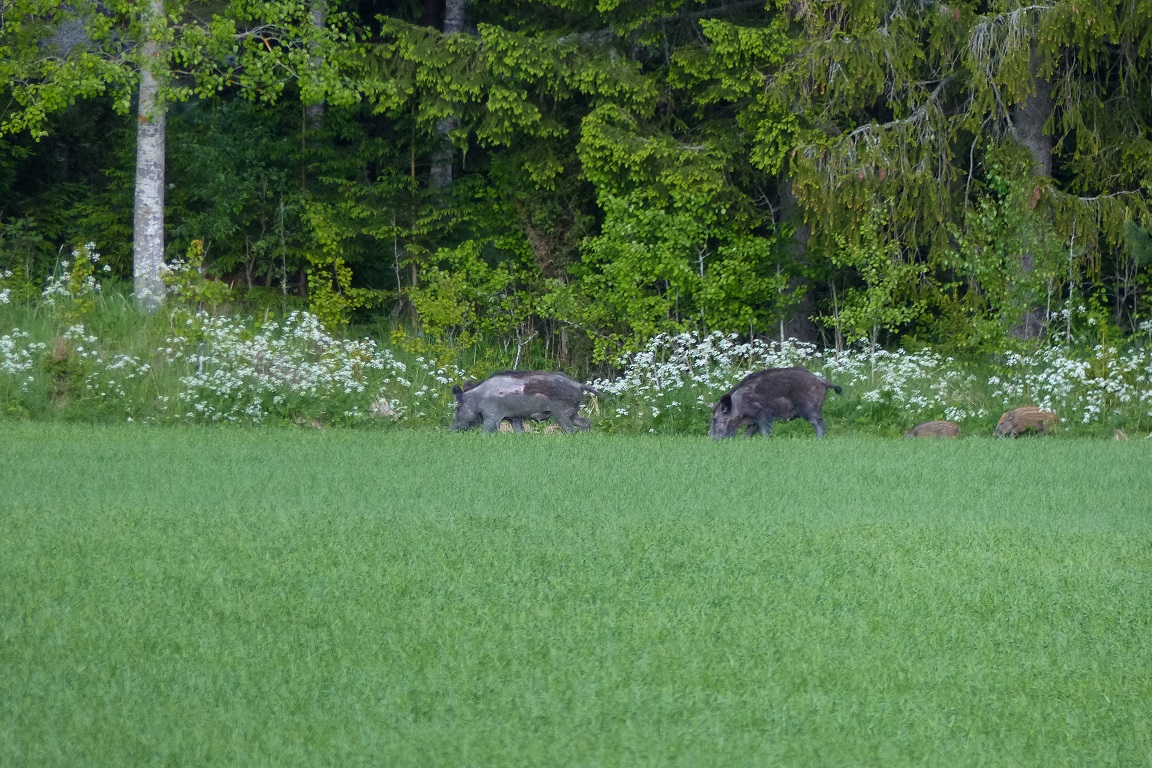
[743,424,759,437]
[482,413,503,433]
[754,417,774,436]
[809,416,827,438]
[508,418,525,433]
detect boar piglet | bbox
[710,367,842,439]
[451,370,599,433]
[905,420,961,438]
[994,406,1058,437]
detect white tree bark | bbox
[133,0,167,311]
[442,0,465,34]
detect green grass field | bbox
[1,424,1150,766]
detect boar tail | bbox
[581,383,605,399]
[821,377,843,395]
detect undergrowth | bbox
[3,250,1152,436]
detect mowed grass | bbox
[1,424,1150,767]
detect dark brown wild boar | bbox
[904,420,961,439]
[709,367,842,439]
[993,406,1058,437]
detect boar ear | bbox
[452,384,463,399]
[717,393,733,413]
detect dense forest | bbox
[3,0,1152,364]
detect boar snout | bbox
[708,394,740,439]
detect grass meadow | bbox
[1,423,1150,766]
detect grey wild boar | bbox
[904,420,961,439]
[709,367,842,439]
[994,406,1058,437]
[451,371,599,433]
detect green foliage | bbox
[0,0,367,138]
[824,203,927,348]
[573,104,790,358]
[41,333,85,406]
[0,218,50,303]
[299,180,397,329]
[1124,221,1152,267]
[405,239,526,349]
[4,0,1152,358]
[937,149,1064,349]
[670,18,798,174]
[0,97,134,278]
[166,98,301,288]
[161,239,234,314]
[0,0,137,138]
[364,17,657,144]
[39,242,108,323]
[305,247,383,330]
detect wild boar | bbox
[904,420,961,439]
[709,367,842,439]
[457,377,591,432]
[451,370,599,433]
[994,406,1058,437]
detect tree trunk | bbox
[442,0,465,35]
[305,0,326,125]
[777,177,819,343]
[1011,65,1053,179]
[1008,53,1053,339]
[427,0,465,191]
[133,0,167,311]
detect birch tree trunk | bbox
[133,0,167,311]
[427,0,465,190]
[441,0,465,43]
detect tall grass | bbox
[2,424,1149,766]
